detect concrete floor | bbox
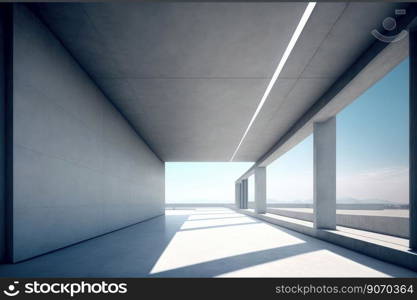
[0,208,416,277]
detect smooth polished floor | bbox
[0,208,416,277]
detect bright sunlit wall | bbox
[248,175,255,203]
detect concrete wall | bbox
[336,214,409,239]
[267,208,409,238]
[11,5,164,262]
[266,203,387,210]
[239,208,417,272]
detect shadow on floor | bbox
[0,208,416,277]
[151,217,416,277]
[179,221,260,232]
[0,214,189,277]
[150,243,314,277]
[186,216,248,222]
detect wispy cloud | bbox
[267,166,408,204]
[337,166,408,204]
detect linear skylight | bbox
[230,2,316,161]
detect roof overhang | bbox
[31,2,414,163]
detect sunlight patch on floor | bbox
[218,249,392,277]
[150,208,305,275]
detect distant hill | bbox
[336,197,397,205]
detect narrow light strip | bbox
[230,2,316,161]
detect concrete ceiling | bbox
[32,2,406,162]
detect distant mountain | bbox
[336,197,396,205]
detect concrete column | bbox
[254,167,266,214]
[237,182,243,208]
[235,182,241,209]
[242,179,248,209]
[313,117,336,229]
[239,181,244,209]
[410,27,417,250]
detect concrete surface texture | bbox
[267,208,409,238]
[275,208,409,217]
[313,117,336,229]
[11,5,164,262]
[238,207,417,271]
[254,167,266,214]
[0,208,416,278]
[31,2,406,161]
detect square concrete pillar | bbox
[235,182,241,209]
[254,167,266,214]
[239,181,243,208]
[313,117,336,229]
[241,179,248,209]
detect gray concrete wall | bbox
[336,214,409,239]
[12,5,164,262]
[266,203,387,210]
[267,208,409,238]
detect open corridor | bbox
[2,3,417,277]
[0,208,415,278]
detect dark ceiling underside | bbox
[33,2,405,161]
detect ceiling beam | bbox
[237,4,417,182]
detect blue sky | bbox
[166,58,409,204]
[165,162,252,203]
